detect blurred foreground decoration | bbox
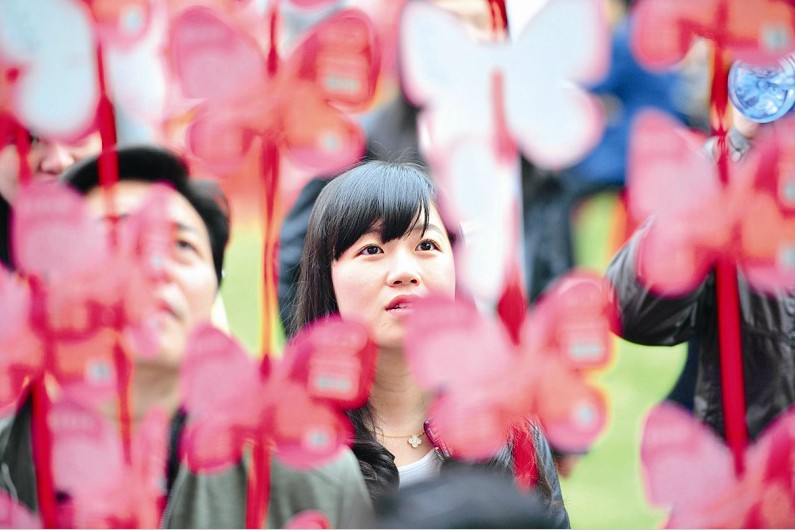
[179,317,376,523]
[641,403,795,527]
[403,272,613,486]
[166,1,379,360]
[399,0,609,325]
[630,0,795,476]
[0,182,173,527]
[628,110,795,296]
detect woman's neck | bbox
[369,347,433,467]
[369,346,428,427]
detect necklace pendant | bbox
[407,434,422,448]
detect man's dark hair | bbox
[60,145,230,286]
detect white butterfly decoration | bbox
[0,0,167,141]
[399,0,609,306]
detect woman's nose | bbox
[386,252,421,286]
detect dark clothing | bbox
[0,397,374,528]
[377,464,563,529]
[606,226,795,440]
[0,195,11,269]
[426,421,570,528]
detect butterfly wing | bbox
[281,316,376,410]
[278,8,379,173]
[0,0,98,141]
[180,324,264,472]
[399,1,487,151]
[640,403,737,526]
[520,273,611,451]
[737,116,795,292]
[507,0,609,168]
[627,110,723,296]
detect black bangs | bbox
[322,161,435,260]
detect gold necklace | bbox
[379,431,426,448]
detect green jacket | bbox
[0,399,374,528]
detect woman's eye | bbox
[359,245,382,256]
[417,240,439,252]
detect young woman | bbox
[293,160,569,526]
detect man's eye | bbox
[176,239,197,253]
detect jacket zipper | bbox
[159,465,188,529]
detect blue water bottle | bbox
[729,55,795,123]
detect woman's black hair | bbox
[292,159,437,334]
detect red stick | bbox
[710,42,748,473]
[244,438,272,529]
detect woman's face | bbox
[331,204,456,350]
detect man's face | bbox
[84,181,217,368]
[0,133,101,203]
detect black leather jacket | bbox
[606,226,795,440]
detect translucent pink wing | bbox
[50,399,122,502]
[12,182,107,280]
[425,388,513,460]
[403,295,516,391]
[278,8,378,173]
[530,357,607,452]
[169,6,266,102]
[51,400,168,527]
[632,0,795,70]
[640,403,736,523]
[91,0,153,47]
[116,185,174,358]
[269,380,352,469]
[0,491,40,528]
[181,324,265,472]
[286,9,379,111]
[0,0,98,141]
[628,111,722,295]
[284,510,330,529]
[287,0,339,8]
[744,407,795,527]
[737,116,795,292]
[525,273,612,369]
[520,273,611,451]
[0,266,37,414]
[282,317,376,409]
[507,0,609,168]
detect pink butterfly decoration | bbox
[399,0,609,170]
[627,110,795,296]
[283,510,330,529]
[403,272,613,460]
[168,6,379,176]
[49,398,168,528]
[631,0,795,70]
[0,182,173,409]
[641,402,795,527]
[179,317,376,473]
[0,491,41,529]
